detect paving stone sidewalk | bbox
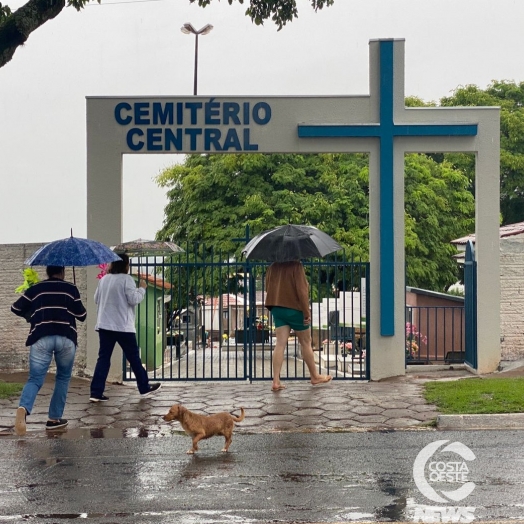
[0,370,453,437]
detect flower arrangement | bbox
[405,322,427,359]
[97,263,109,280]
[255,315,268,330]
[15,268,40,294]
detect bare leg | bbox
[272,325,291,390]
[295,329,332,385]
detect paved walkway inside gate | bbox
[0,369,460,437]
[144,344,366,380]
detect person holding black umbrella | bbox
[11,265,87,435]
[244,225,340,392]
[265,260,333,392]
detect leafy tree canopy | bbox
[156,152,475,291]
[0,0,334,68]
[196,0,334,30]
[440,81,524,225]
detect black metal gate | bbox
[125,248,369,382]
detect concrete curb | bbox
[437,413,524,430]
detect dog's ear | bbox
[178,405,187,414]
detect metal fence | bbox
[127,249,370,382]
[405,305,465,364]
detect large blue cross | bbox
[298,40,478,336]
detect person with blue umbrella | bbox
[11,265,87,435]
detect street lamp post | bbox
[180,23,213,95]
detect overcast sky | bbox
[0,0,523,244]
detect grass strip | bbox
[424,377,524,414]
[0,381,24,400]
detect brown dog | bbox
[163,404,245,454]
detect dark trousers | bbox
[90,329,150,396]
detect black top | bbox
[11,278,87,346]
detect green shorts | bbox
[270,306,308,331]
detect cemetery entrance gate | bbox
[86,38,500,381]
[126,251,370,382]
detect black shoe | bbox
[46,419,68,430]
[141,383,162,397]
[89,395,109,403]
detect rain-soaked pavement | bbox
[0,429,523,523]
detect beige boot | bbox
[15,407,27,436]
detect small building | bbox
[406,287,465,363]
[134,273,172,371]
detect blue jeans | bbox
[19,335,76,419]
[90,329,150,396]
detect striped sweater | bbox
[11,278,87,346]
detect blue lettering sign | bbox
[134,102,150,125]
[223,128,241,151]
[205,99,221,125]
[147,128,162,151]
[115,102,132,125]
[114,100,270,151]
[252,102,271,125]
[243,102,250,125]
[152,103,173,126]
[204,129,222,151]
[243,128,258,151]
[177,102,183,125]
[185,102,203,125]
[223,102,240,125]
[127,128,144,151]
[165,129,182,151]
[185,128,202,150]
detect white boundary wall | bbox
[0,244,88,374]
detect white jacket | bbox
[94,273,145,333]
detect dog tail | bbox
[230,407,245,423]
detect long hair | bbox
[109,253,129,274]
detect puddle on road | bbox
[0,426,181,440]
[45,427,176,440]
[0,510,260,521]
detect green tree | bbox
[156,153,475,291]
[440,81,524,225]
[404,154,474,289]
[0,0,334,69]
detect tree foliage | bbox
[156,153,475,291]
[194,0,334,30]
[0,0,334,69]
[440,81,524,225]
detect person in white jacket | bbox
[89,254,161,402]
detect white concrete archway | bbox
[86,39,500,381]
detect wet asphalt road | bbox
[0,430,523,523]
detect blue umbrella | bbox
[25,236,122,267]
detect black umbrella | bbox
[242,225,342,262]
